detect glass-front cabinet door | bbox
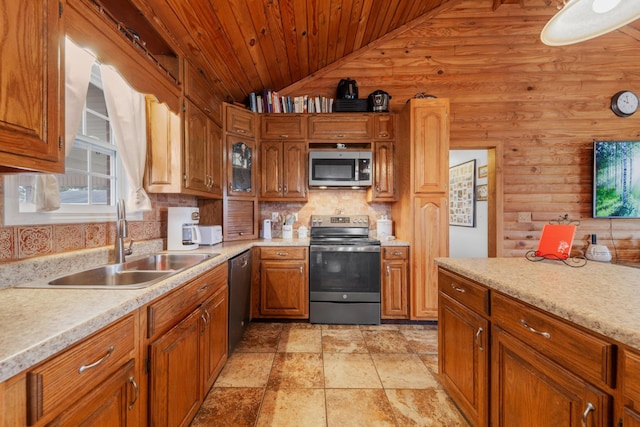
[227,135,256,196]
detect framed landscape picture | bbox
[449,160,476,227]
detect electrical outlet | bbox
[272,212,279,221]
[517,212,532,223]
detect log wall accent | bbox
[282,0,640,262]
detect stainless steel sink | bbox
[29,253,220,290]
[123,253,215,271]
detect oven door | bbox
[309,245,381,302]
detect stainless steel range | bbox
[309,214,381,325]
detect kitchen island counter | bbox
[435,257,640,351]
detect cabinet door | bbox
[411,99,449,193]
[223,198,258,241]
[0,0,63,172]
[184,102,211,194]
[201,284,229,397]
[307,114,372,140]
[491,327,611,427]
[381,254,408,319]
[227,135,257,196]
[47,360,139,427]
[439,293,489,427]
[411,195,448,320]
[145,95,182,193]
[261,114,306,139]
[226,105,256,138]
[260,141,283,198]
[207,122,224,198]
[260,260,308,318]
[373,114,394,139]
[184,61,223,125]
[149,309,202,427]
[371,141,396,201]
[282,141,307,199]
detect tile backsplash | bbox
[0,193,197,263]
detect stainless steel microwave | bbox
[309,150,372,187]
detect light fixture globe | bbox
[541,0,640,46]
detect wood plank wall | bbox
[282,0,640,262]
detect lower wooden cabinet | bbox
[491,326,612,427]
[47,359,139,427]
[623,349,640,427]
[147,264,228,427]
[254,247,308,319]
[439,293,489,427]
[381,247,409,319]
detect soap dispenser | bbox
[585,234,612,262]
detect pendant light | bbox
[541,0,640,46]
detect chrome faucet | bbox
[114,199,133,263]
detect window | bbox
[3,63,140,225]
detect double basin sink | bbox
[31,253,219,290]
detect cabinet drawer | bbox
[438,269,489,315]
[261,114,307,139]
[624,349,640,403]
[260,246,307,260]
[147,264,228,338]
[308,114,372,140]
[382,247,408,259]
[491,291,615,387]
[27,313,138,425]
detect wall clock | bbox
[611,90,639,117]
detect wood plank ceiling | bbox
[120,0,460,103]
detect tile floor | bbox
[190,322,469,427]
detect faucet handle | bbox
[125,239,134,256]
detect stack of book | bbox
[248,90,334,113]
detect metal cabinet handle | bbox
[236,128,246,134]
[375,185,380,192]
[278,185,282,192]
[204,107,212,114]
[336,134,345,138]
[475,327,484,352]
[241,259,249,268]
[197,284,210,293]
[277,252,289,256]
[379,133,389,138]
[520,319,551,339]
[279,134,289,138]
[128,377,139,410]
[392,251,402,256]
[283,185,288,193]
[450,283,466,293]
[581,402,595,427]
[386,265,390,276]
[78,345,114,373]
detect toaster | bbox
[199,225,223,245]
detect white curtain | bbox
[35,38,95,211]
[100,65,151,212]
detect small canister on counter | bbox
[376,217,392,240]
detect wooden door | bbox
[491,327,611,427]
[149,309,202,427]
[260,260,308,318]
[207,122,224,197]
[200,285,229,397]
[411,195,448,319]
[0,0,63,173]
[223,198,258,241]
[439,293,489,426]
[282,141,307,199]
[411,99,449,193]
[47,360,139,426]
[184,101,210,194]
[145,95,182,193]
[260,141,283,198]
[371,141,396,201]
[381,256,408,319]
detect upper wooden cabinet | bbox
[184,61,223,126]
[223,198,258,241]
[307,114,373,140]
[260,141,307,201]
[0,0,64,173]
[261,114,307,139]
[145,96,223,198]
[226,104,256,138]
[368,141,396,202]
[373,114,394,140]
[405,99,449,193]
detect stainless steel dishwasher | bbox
[228,249,252,356]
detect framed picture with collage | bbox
[449,159,476,227]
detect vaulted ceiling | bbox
[107,0,640,104]
[113,0,464,103]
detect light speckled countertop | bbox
[435,257,640,352]
[0,238,407,383]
